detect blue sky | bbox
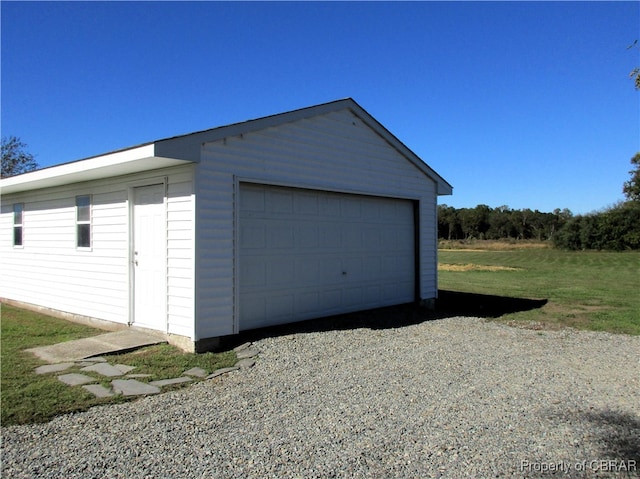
[2,1,638,214]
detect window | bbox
[76,195,91,248]
[13,203,23,247]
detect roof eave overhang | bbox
[0,144,195,195]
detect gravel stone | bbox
[3,317,639,478]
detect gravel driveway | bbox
[2,316,639,478]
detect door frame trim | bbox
[127,178,168,329]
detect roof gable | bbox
[1,99,452,196]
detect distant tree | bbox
[554,202,640,251]
[623,152,640,202]
[437,205,462,240]
[1,136,38,178]
[629,40,640,90]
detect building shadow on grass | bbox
[221,290,548,349]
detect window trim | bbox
[76,195,92,250]
[13,203,24,248]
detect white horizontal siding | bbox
[166,174,195,338]
[1,165,195,339]
[195,109,437,339]
[0,186,130,322]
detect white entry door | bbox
[133,184,166,331]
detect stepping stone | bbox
[82,357,108,363]
[233,342,252,352]
[80,363,125,377]
[113,364,136,374]
[83,384,114,398]
[236,348,258,359]
[235,358,256,369]
[112,379,160,396]
[35,362,75,375]
[75,361,100,367]
[149,377,193,387]
[206,366,239,379]
[183,367,207,378]
[57,373,96,386]
[127,374,152,378]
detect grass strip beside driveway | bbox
[438,248,640,335]
[1,304,236,426]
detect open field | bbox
[1,305,236,426]
[438,247,640,335]
[439,239,553,251]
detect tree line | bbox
[437,204,573,242]
[438,202,640,251]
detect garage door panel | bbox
[240,187,266,212]
[239,184,415,331]
[294,192,319,215]
[343,257,363,280]
[268,190,294,214]
[295,223,319,249]
[240,257,266,287]
[266,294,294,319]
[296,291,320,314]
[319,257,343,283]
[295,257,320,283]
[319,196,341,216]
[267,257,295,285]
[240,224,266,249]
[268,222,294,248]
[319,227,341,248]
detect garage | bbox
[1,98,452,351]
[239,183,416,330]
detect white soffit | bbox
[0,144,192,195]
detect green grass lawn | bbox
[438,248,640,335]
[1,304,236,426]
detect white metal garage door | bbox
[238,183,416,330]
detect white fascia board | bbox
[0,144,193,195]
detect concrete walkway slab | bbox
[25,330,167,363]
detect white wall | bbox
[194,109,438,339]
[0,165,195,338]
